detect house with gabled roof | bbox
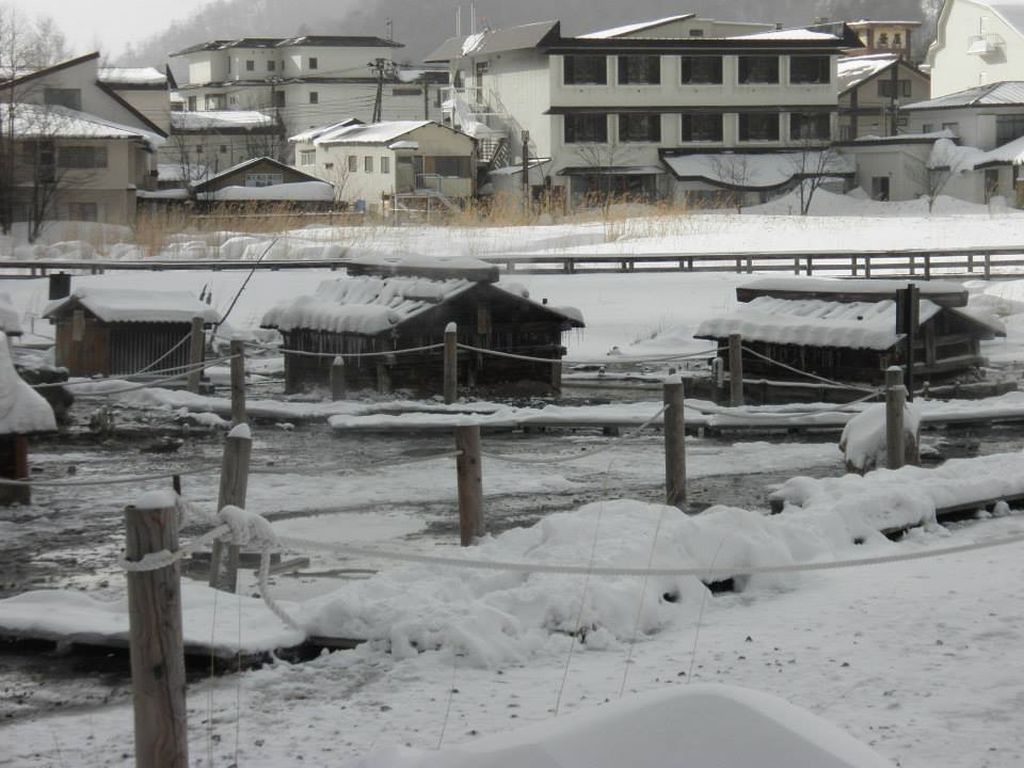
[836,53,930,139]
[189,156,333,209]
[427,15,856,207]
[98,66,170,135]
[261,253,584,396]
[290,120,475,211]
[160,109,285,184]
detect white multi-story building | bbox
[168,35,445,150]
[427,15,854,205]
[926,0,1024,98]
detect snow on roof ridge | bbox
[43,286,220,325]
[579,14,695,39]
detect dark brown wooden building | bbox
[44,286,220,377]
[191,156,334,212]
[695,278,1003,386]
[261,255,584,396]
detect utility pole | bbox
[521,129,530,213]
[369,58,391,123]
[889,61,899,136]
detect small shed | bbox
[261,254,584,396]
[695,278,1003,385]
[0,335,57,505]
[44,286,220,377]
[191,156,334,211]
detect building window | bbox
[246,59,255,71]
[680,113,722,142]
[299,150,316,165]
[563,55,607,85]
[689,29,704,37]
[364,156,373,173]
[44,88,81,110]
[738,56,779,84]
[205,94,226,110]
[228,58,232,73]
[680,56,722,84]
[67,202,98,221]
[309,57,318,70]
[309,91,319,104]
[268,60,276,71]
[618,113,661,142]
[878,79,912,97]
[893,33,903,46]
[348,155,358,172]
[996,115,1024,144]
[273,91,285,108]
[245,172,284,187]
[564,113,608,143]
[738,113,780,141]
[195,145,203,155]
[617,55,660,85]
[878,32,889,47]
[187,96,197,111]
[790,112,831,140]
[790,56,830,84]
[941,122,960,136]
[58,146,108,169]
[220,145,228,154]
[380,156,390,173]
[429,156,472,177]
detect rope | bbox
[120,524,231,573]
[273,343,445,360]
[480,404,668,465]
[133,333,193,376]
[457,342,713,367]
[274,530,1024,578]
[32,354,239,390]
[0,464,219,487]
[740,345,880,395]
[257,548,303,630]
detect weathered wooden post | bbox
[186,315,204,394]
[209,424,252,592]
[125,491,189,768]
[229,339,246,426]
[886,366,906,470]
[455,424,484,546]
[728,333,744,407]
[663,375,686,509]
[330,355,346,401]
[444,321,458,405]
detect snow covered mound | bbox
[839,402,921,474]
[301,498,896,666]
[342,683,893,768]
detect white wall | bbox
[928,0,1024,97]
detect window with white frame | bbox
[380,156,390,173]
[738,56,779,84]
[348,155,358,172]
[564,113,608,143]
[299,149,316,166]
[680,56,722,84]
[245,172,284,187]
[58,146,108,169]
[364,156,373,173]
[563,55,607,85]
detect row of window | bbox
[228,56,319,75]
[562,54,830,87]
[331,155,392,174]
[21,142,108,169]
[564,112,831,144]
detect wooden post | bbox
[455,425,484,546]
[444,321,458,404]
[728,333,744,407]
[886,366,906,470]
[330,355,346,401]
[186,316,204,394]
[125,492,189,768]
[229,339,246,426]
[209,424,252,592]
[663,375,686,510]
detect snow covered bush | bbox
[839,402,920,474]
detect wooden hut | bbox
[695,278,1004,386]
[44,286,220,377]
[261,254,584,396]
[0,330,57,505]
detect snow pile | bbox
[772,450,1024,535]
[219,504,280,550]
[344,683,892,768]
[0,336,55,435]
[302,498,897,666]
[204,181,334,202]
[839,401,921,473]
[928,138,986,172]
[662,152,853,190]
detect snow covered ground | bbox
[4,200,1024,766]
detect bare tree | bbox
[709,153,752,212]
[573,141,631,214]
[789,140,842,215]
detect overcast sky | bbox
[10,0,214,57]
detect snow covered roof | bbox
[836,53,898,93]
[262,274,583,335]
[0,339,55,435]
[695,295,942,350]
[44,287,220,325]
[97,67,167,87]
[929,138,987,171]
[737,277,969,306]
[976,133,1024,166]
[192,156,324,191]
[579,15,695,39]
[662,152,854,190]
[902,81,1024,111]
[311,120,439,147]
[289,118,362,143]
[425,20,560,62]
[203,181,334,202]
[729,28,839,41]
[171,111,277,131]
[344,252,500,282]
[157,163,210,183]
[0,103,163,149]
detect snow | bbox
[836,54,898,92]
[43,286,220,325]
[460,31,487,55]
[228,423,252,440]
[839,401,921,473]
[579,15,694,39]
[0,337,55,435]
[204,181,335,202]
[0,103,164,149]
[663,151,854,189]
[289,118,362,144]
[171,110,276,131]
[218,505,279,549]
[313,120,434,146]
[97,66,167,86]
[729,28,839,40]
[346,684,892,767]
[738,277,968,302]
[928,137,987,171]
[0,292,22,335]
[135,488,178,511]
[694,296,942,350]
